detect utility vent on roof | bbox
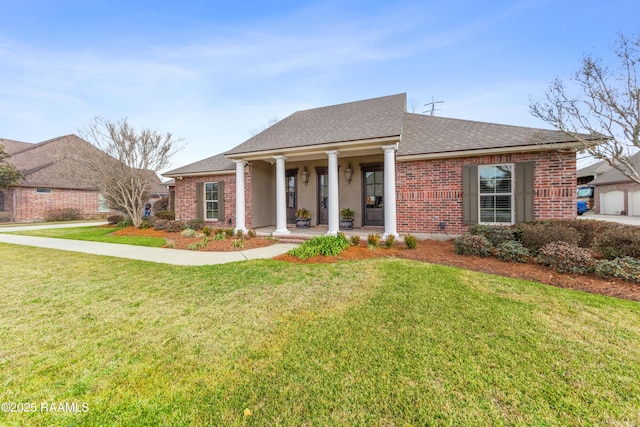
[36,188,52,194]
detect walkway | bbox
[0,222,298,266]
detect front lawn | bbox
[1,243,639,426]
[8,226,166,247]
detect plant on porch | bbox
[340,208,354,230]
[295,208,312,229]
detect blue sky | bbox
[1,0,638,171]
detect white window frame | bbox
[98,193,111,213]
[478,163,514,225]
[35,188,52,194]
[204,182,219,220]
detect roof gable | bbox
[163,153,234,177]
[590,152,640,185]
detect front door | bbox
[317,168,328,225]
[286,169,297,223]
[363,164,384,226]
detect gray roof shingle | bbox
[590,152,640,185]
[163,153,235,176]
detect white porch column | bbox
[326,150,340,236]
[382,144,399,239]
[233,160,247,233]
[273,155,290,235]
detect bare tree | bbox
[81,117,183,227]
[0,144,22,188]
[249,116,280,136]
[530,32,640,184]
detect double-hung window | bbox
[205,182,219,220]
[479,164,513,223]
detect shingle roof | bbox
[590,152,640,185]
[576,159,612,178]
[224,93,406,156]
[399,113,587,156]
[163,153,235,176]
[0,138,32,155]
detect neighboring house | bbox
[583,152,640,216]
[0,134,168,221]
[164,93,596,237]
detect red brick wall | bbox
[396,151,576,234]
[13,186,112,221]
[173,171,253,228]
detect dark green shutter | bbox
[462,164,478,224]
[218,181,225,221]
[195,182,204,220]
[515,162,534,223]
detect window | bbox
[36,188,52,194]
[478,164,513,223]
[98,194,111,213]
[205,182,219,220]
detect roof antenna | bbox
[423,97,444,116]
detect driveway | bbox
[579,213,640,226]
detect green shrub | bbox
[231,238,245,249]
[559,219,613,249]
[404,234,418,249]
[154,211,175,220]
[139,219,152,229]
[153,219,169,230]
[236,229,245,239]
[288,234,350,260]
[593,257,640,283]
[518,222,581,253]
[212,232,227,241]
[153,197,169,212]
[165,220,185,233]
[107,214,125,225]
[224,228,235,238]
[537,241,594,274]
[43,208,83,221]
[453,234,492,257]
[596,224,640,259]
[367,233,381,246]
[350,235,360,246]
[187,218,204,231]
[202,226,212,237]
[117,219,133,228]
[495,240,530,263]
[384,234,396,248]
[247,229,257,239]
[182,228,197,238]
[468,224,514,246]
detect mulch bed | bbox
[114,226,640,302]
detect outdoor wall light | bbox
[344,163,353,183]
[301,167,310,184]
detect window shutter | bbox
[515,162,534,223]
[218,181,225,221]
[462,164,478,224]
[195,182,204,220]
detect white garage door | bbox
[601,191,625,215]
[629,191,640,216]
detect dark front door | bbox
[363,165,384,226]
[286,170,297,223]
[317,168,328,225]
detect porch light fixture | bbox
[301,167,310,184]
[344,163,353,183]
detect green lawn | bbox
[1,243,639,426]
[7,226,165,247]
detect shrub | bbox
[43,208,82,221]
[187,218,204,231]
[117,219,133,228]
[495,240,530,263]
[182,228,197,238]
[139,219,152,229]
[247,229,257,239]
[367,233,381,246]
[350,235,360,246]
[596,224,640,259]
[384,234,396,248]
[231,238,245,249]
[518,222,581,253]
[0,212,12,223]
[559,219,613,249]
[224,228,235,238]
[202,226,212,237]
[153,197,169,212]
[537,241,594,274]
[287,234,350,260]
[153,219,169,230]
[236,229,245,239]
[593,257,640,283]
[468,224,514,246]
[212,232,227,241]
[154,211,175,220]
[107,214,125,225]
[453,234,492,257]
[165,220,185,233]
[404,234,417,249]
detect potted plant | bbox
[340,208,355,230]
[295,208,312,229]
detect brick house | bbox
[582,153,640,216]
[164,93,596,238]
[0,134,168,221]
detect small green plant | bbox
[182,228,197,238]
[367,233,381,246]
[202,226,212,237]
[224,228,235,238]
[139,219,152,229]
[117,219,133,228]
[232,238,245,249]
[340,208,355,219]
[213,232,227,241]
[453,234,492,257]
[165,239,175,248]
[295,208,312,219]
[188,236,209,250]
[247,229,257,238]
[107,214,125,225]
[287,234,349,260]
[468,224,514,246]
[236,229,245,239]
[593,257,640,283]
[153,219,169,230]
[495,240,530,263]
[404,234,417,249]
[154,210,175,220]
[187,218,205,231]
[384,235,396,248]
[537,241,594,274]
[165,220,186,233]
[350,235,361,246]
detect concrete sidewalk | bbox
[0,222,298,266]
